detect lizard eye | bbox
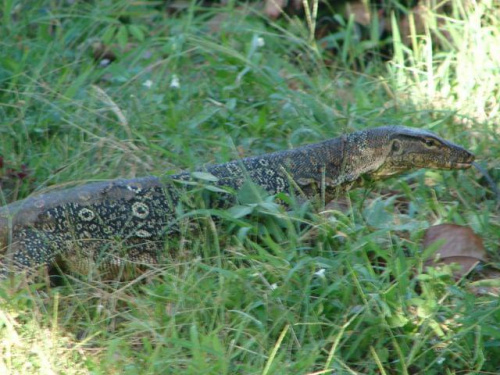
[391,139,402,154]
[424,138,439,148]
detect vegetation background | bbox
[0,0,499,373]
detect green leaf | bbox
[116,26,128,49]
[258,201,280,213]
[128,25,145,42]
[204,185,229,193]
[191,172,219,182]
[237,180,269,204]
[102,25,117,45]
[363,196,397,228]
[387,313,409,328]
[227,205,254,219]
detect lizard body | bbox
[0,126,474,278]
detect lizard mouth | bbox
[438,150,475,170]
[427,161,473,170]
[453,162,473,169]
[451,152,475,169]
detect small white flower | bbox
[314,269,326,277]
[170,74,180,89]
[97,304,104,314]
[270,283,278,290]
[256,37,265,47]
[143,79,153,88]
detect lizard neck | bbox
[295,130,393,200]
[340,129,392,182]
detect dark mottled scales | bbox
[0,126,475,278]
[2,178,182,277]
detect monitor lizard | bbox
[0,126,475,279]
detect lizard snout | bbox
[452,147,475,169]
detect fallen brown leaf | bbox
[346,1,371,26]
[264,0,286,19]
[422,224,488,278]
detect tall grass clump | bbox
[388,0,500,127]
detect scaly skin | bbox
[0,126,475,278]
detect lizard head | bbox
[371,126,475,178]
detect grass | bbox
[0,0,499,373]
